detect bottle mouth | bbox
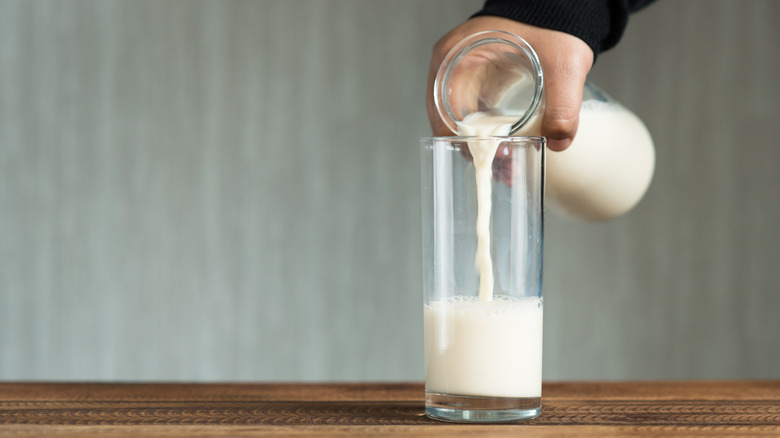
[434,31,544,136]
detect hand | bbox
[426,16,594,151]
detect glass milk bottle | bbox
[434,30,655,221]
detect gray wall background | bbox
[1,0,778,381]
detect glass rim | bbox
[421,135,545,142]
[421,136,546,154]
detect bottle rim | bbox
[434,30,544,136]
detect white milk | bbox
[456,112,541,302]
[428,102,652,398]
[422,114,543,399]
[459,101,655,223]
[424,295,543,398]
[546,99,655,221]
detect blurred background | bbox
[1,0,778,381]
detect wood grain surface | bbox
[0,382,779,436]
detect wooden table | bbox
[1,381,779,436]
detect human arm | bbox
[426,0,655,151]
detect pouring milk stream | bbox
[434,30,655,302]
[422,31,654,402]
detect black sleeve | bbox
[472,0,655,57]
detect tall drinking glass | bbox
[421,136,545,422]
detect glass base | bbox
[425,391,541,423]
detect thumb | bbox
[542,67,586,151]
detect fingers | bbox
[541,72,582,151]
[427,35,458,137]
[539,39,593,151]
[427,19,507,137]
[492,144,513,187]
